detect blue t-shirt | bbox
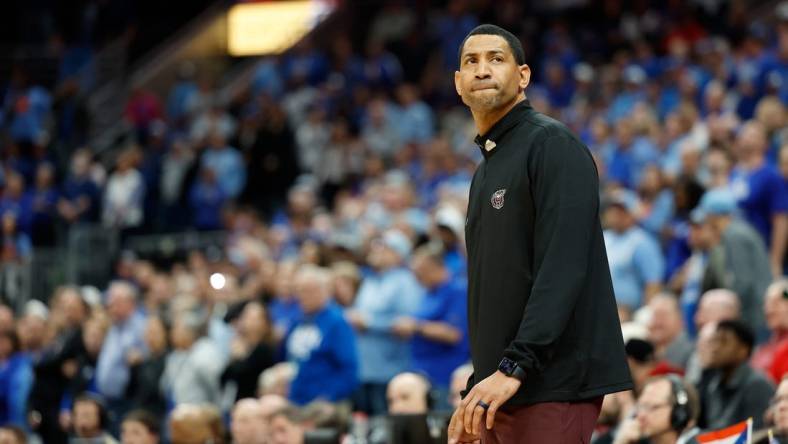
[286,302,359,405]
[730,163,787,245]
[604,227,665,309]
[410,279,469,387]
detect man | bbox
[230,399,267,444]
[753,280,788,378]
[693,289,741,333]
[387,372,432,415]
[648,294,694,370]
[449,24,632,444]
[769,376,788,443]
[348,229,423,414]
[285,265,358,405]
[120,410,159,444]
[603,189,665,309]
[700,319,774,430]
[70,394,119,444]
[268,406,305,444]
[392,243,469,405]
[613,376,701,444]
[95,281,146,428]
[694,188,772,330]
[729,120,788,275]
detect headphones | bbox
[665,374,690,432]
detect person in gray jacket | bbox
[161,311,227,406]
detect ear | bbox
[519,64,531,92]
[454,70,463,96]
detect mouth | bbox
[471,84,498,91]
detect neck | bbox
[472,95,525,136]
[741,155,764,170]
[650,430,679,444]
[721,362,742,383]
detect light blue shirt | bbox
[201,146,246,198]
[604,227,665,309]
[95,311,147,399]
[352,267,424,383]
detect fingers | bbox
[447,408,461,443]
[471,401,486,436]
[485,399,501,430]
[462,393,479,434]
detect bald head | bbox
[765,280,788,333]
[387,372,431,414]
[695,289,740,330]
[648,294,684,347]
[231,399,266,444]
[450,364,473,409]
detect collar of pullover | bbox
[473,99,532,159]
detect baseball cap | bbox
[380,229,412,260]
[435,206,465,239]
[607,189,640,214]
[690,188,737,223]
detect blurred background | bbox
[0,0,786,443]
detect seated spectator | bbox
[0,426,26,444]
[449,363,473,410]
[258,394,290,431]
[386,372,431,415]
[70,393,118,444]
[120,409,160,444]
[693,289,741,333]
[612,375,700,444]
[625,338,683,395]
[161,311,226,406]
[392,243,468,405]
[754,280,788,379]
[768,377,788,443]
[127,316,168,417]
[603,190,665,309]
[648,293,694,369]
[694,188,772,330]
[700,320,774,430]
[268,406,305,444]
[168,404,225,444]
[222,301,276,401]
[347,229,423,415]
[285,265,358,405]
[230,399,267,444]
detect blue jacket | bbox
[286,302,358,405]
[0,353,33,427]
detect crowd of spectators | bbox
[1,0,788,443]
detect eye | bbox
[465,58,476,64]
[492,56,503,63]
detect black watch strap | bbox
[498,357,527,382]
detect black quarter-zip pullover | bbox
[464,99,633,405]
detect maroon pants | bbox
[481,397,603,444]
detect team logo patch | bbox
[491,189,506,209]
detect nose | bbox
[474,59,492,79]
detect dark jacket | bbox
[464,99,632,406]
[221,342,276,401]
[700,363,774,430]
[127,353,167,416]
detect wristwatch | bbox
[498,357,527,382]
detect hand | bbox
[447,407,480,444]
[126,349,144,366]
[230,338,248,359]
[391,316,419,338]
[61,359,79,378]
[612,415,641,444]
[456,371,521,437]
[345,310,367,331]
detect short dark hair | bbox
[123,409,160,436]
[716,319,755,355]
[458,24,526,67]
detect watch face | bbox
[499,358,516,375]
